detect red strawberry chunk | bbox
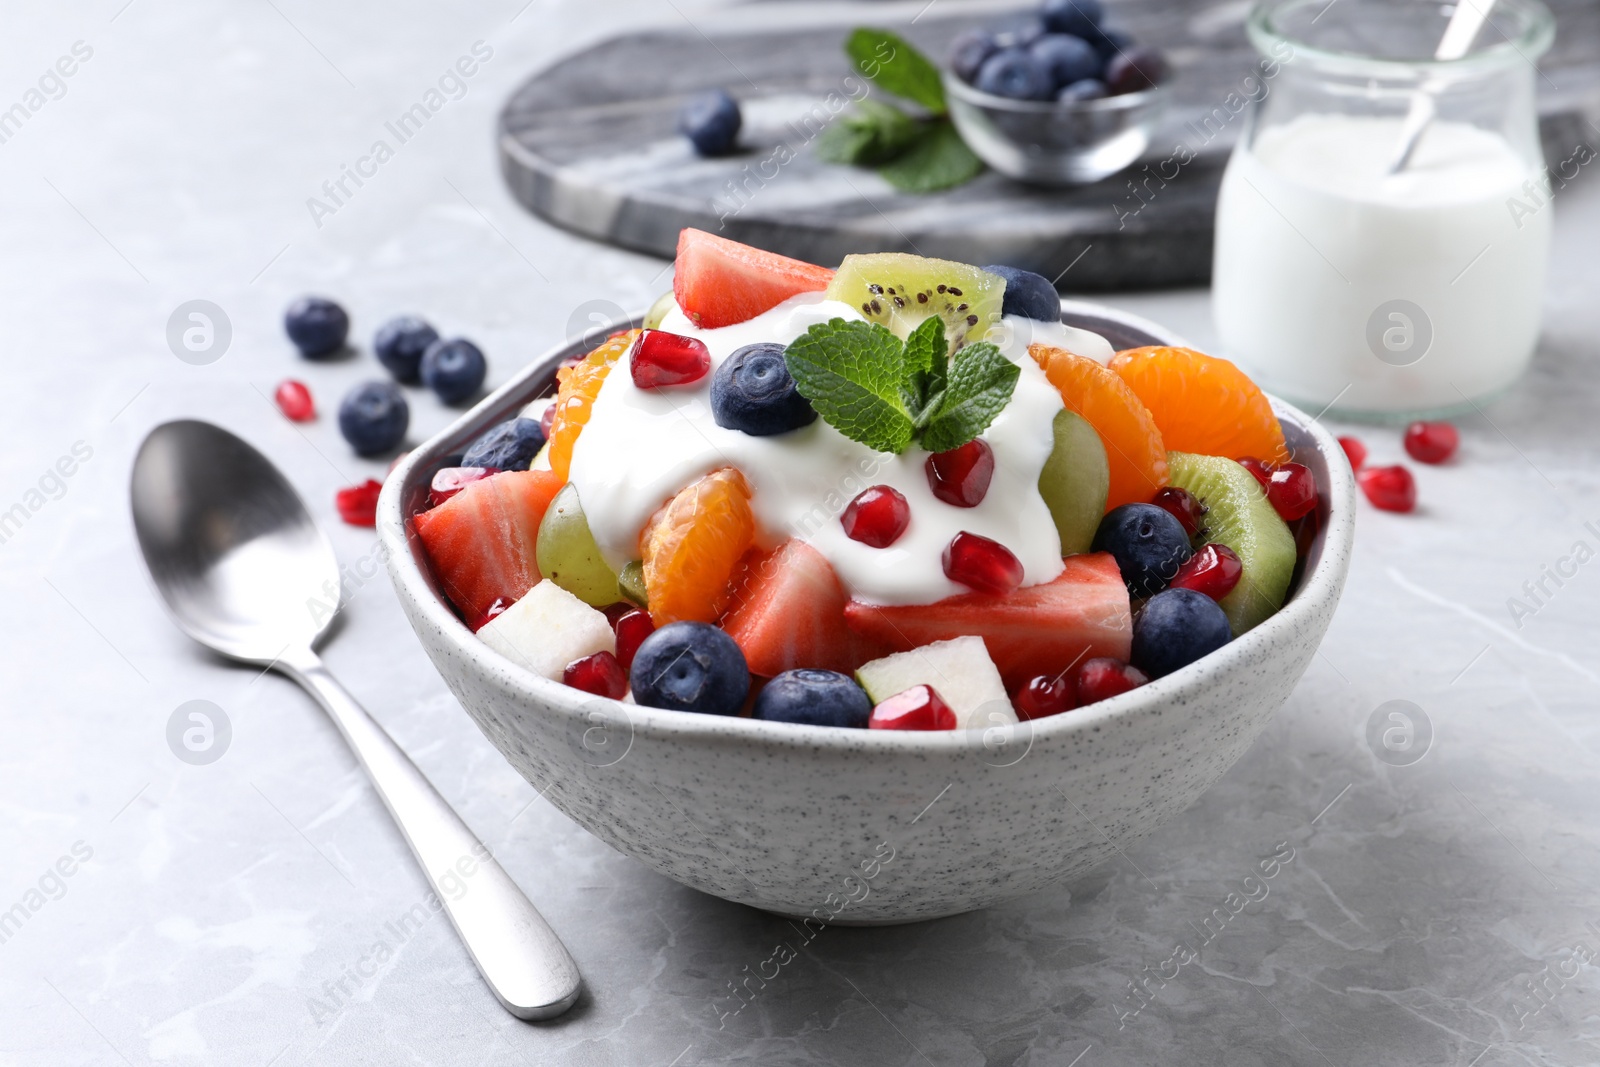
[412,469,564,628]
[722,539,889,677]
[673,228,835,329]
[844,553,1132,688]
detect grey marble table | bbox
[3,2,1599,1065]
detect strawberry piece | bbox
[673,228,835,329]
[844,553,1132,687]
[868,685,958,731]
[335,480,382,526]
[412,469,564,628]
[722,539,890,677]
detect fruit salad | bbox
[411,228,1321,731]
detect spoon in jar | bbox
[1387,0,1499,173]
[130,419,581,1020]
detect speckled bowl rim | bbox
[379,300,1354,754]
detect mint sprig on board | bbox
[784,316,1018,455]
[824,28,985,194]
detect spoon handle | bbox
[280,648,581,1020]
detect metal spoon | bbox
[1387,0,1498,173]
[130,419,581,1021]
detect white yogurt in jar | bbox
[1213,113,1550,416]
[565,295,1111,606]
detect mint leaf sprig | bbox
[784,316,1019,455]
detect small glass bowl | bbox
[943,70,1169,185]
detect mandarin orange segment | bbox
[1030,344,1168,511]
[545,329,640,480]
[640,467,757,626]
[1109,346,1289,465]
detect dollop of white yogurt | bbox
[565,295,1109,606]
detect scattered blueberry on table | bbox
[421,337,488,404]
[374,315,440,382]
[284,296,349,358]
[338,380,409,455]
[679,89,742,157]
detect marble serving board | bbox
[497,0,1600,290]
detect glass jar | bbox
[1212,0,1556,420]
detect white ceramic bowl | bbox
[379,301,1355,924]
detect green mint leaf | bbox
[846,28,946,116]
[878,120,985,194]
[918,341,1020,453]
[784,320,914,454]
[816,99,921,166]
[901,314,944,382]
[814,121,876,166]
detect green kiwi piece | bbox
[1165,452,1296,636]
[824,253,1005,351]
[642,291,676,330]
[1038,409,1109,556]
[535,483,622,607]
[618,560,648,608]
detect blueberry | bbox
[1028,34,1100,89]
[1057,78,1108,103]
[711,343,817,437]
[947,29,999,84]
[461,417,545,470]
[974,48,1055,101]
[1089,27,1133,62]
[754,669,872,728]
[1105,46,1167,94]
[981,265,1060,322]
[420,338,487,405]
[991,14,1046,49]
[630,621,750,716]
[1042,0,1103,37]
[1131,588,1231,678]
[373,315,439,382]
[679,89,741,157]
[1091,503,1194,597]
[338,381,409,455]
[284,296,348,358]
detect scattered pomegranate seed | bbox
[1074,657,1149,705]
[335,479,382,527]
[630,330,710,389]
[429,466,499,507]
[925,439,995,508]
[1170,542,1243,601]
[1337,436,1367,470]
[564,651,628,699]
[868,685,958,730]
[540,400,556,438]
[1264,462,1318,521]
[841,485,911,548]
[274,379,315,421]
[1013,674,1075,720]
[942,531,1024,596]
[470,596,513,632]
[1358,465,1417,512]
[612,609,655,671]
[1152,486,1206,536]
[1403,421,1459,464]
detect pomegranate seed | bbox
[564,651,628,699]
[1358,465,1417,512]
[1169,542,1243,601]
[1074,657,1148,705]
[942,531,1024,596]
[1238,456,1272,490]
[612,609,655,671]
[1338,436,1367,470]
[335,479,382,527]
[841,485,911,548]
[470,596,513,632]
[540,401,556,437]
[1264,462,1318,521]
[1404,421,1458,464]
[925,439,995,508]
[868,685,958,730]
[1152,486,1206,536]
[274,379,315,421]
[630,330,710,389]
[1013,674,1075,720]
[429,466,499,507]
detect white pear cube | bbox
[477,580,615,681]
[855,636,1016,730]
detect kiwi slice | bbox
[619,560,648,608]
[1165,452,1296,636]
[642,291,676,330]
[1038,409,1109,556]
[825,253,1005,351]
